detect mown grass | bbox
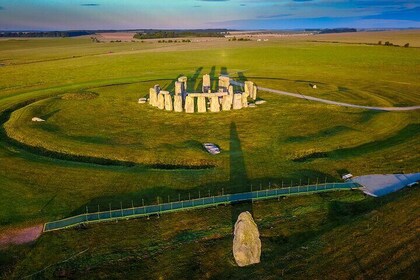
[3,188,419,279]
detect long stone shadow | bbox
[188,67,203,92]
[229,122,253,227]
[209,66,217,91]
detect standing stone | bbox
[164,93,173,111]
[175,81,184,96]
[242,92,249,108]
[197,96,206,113]
[233,212,261,267]
[154,84,161,94]
[244,81,253,96]
[210,97,220,112]
[174,95,183,112]
[185,95,194,113]
[202,74,211,93]
[178,76,188,91]
[222,95,232,111]
[157,93,165,110]
[219,76,230,92]
[149,88,158,107]
[233,93,242,110]
[252,86,257,100]
[228,85,234,96]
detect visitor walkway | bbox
[44,182,357,232]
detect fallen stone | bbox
[138,98,147,104]
[255,100,266,105]
[248,103,256,107]
[233,211,261,267]
[31,117,45,122]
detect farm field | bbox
[0,30,419,278]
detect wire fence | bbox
[43,181,358,232]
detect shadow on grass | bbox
[293,123,419,162]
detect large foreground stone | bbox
[233,93,242,110]
[185,95,194,113]
[197,96,206,113]
[174,95,183,112]
[233,211,261,267]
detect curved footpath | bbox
[230,81,420,111]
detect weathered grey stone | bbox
[222,95,232,111]
[255,100,266,105]
[138,98,147,104]
[149,88,158,106]
[228,85,234,95]
[178,76,188,91]
[210,96,220,112]
[233,212,261,267]
[233,93,243,110]
[174,95,183,112]
[202,74,211,93]
[157,93,165,110]
[175,81,184,96]
[197,96,206,113]
[252,86,257,100]
[185,95,194,113]
[219,76,230,92]
[242,92,249,108]
[154,84,161,94]
[164,93,173,111]
[32,117,45,122]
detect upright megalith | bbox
[154,84,161,94]
[228,85,234,96]
[175,81,184,96]
[149,88,158,107]
[233,211,261,267]
[222,94,233,111]
[202,74,211,93]
[197,96,206,113]
[174,95,183,112]
[157,92,165,110]
[242,91,249,108]
[164,92,173,111]
[219,76,230,92]
[185,95,194,113]
[178,76,188,91]
[233,93,243,110]
[210,96,220,112]
[245,81,257,100]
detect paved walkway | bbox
[230,81,420,111]
[352,173,420,197]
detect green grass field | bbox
[0,31,419,278]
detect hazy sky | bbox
[0,0,419,30]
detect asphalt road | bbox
[230,81,420,112]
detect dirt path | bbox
[230,81,420,111]
[0,224,43,247]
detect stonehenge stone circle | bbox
[233,211,261,267]
[145,73,261,113]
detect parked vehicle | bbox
[342,173,353,181]
[203,143,220,155]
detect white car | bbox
[203,143,220,155]
[342,173,353,181]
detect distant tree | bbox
[378,40,382,45]
[404,43,410,48]
[232,36,237,41]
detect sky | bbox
[0,0,419,31]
